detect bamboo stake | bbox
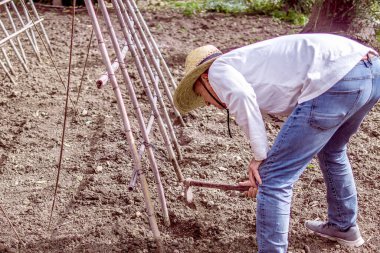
[4,4,28,64]
[10,1,41,61]
[119,0,182,160]
[1,48,15,75]
[85,0,163,250]
[128,0,178,90]
[99,0,170,226]
[125,0,185,127]
[48,0,77,229]
[0,202,24,245]
[0,19,43,47]
[0,0,13,6]
[129,94,157,190]
[96,44,129,88]
[21,1,39,52]
[128,57,163,190]
[74,27,94,108]
[0,58,16,84]
[28,0,53,55]
[0,19,29,72]
[115,0,183,181]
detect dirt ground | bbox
[0,4,379,253]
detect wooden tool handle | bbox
[185,178,251,192]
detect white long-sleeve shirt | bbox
[208,33,375,160]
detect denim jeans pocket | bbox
[309,89,361,130]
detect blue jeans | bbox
[256,56,380,253]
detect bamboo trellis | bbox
[85,0,186,250]
[0,0,53,246]
[0,0,52,84]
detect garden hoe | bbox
[183,178,251,204]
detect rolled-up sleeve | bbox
[209,60,269,160]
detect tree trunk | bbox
[301,0,378,49]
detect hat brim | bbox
[174,57,219,114]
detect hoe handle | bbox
[184,178,250,192]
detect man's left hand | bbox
[239,180,258,198]
[239,159,263,198]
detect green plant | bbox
[165,0,308,25]
[245,0,281,15]
[171,0,204,16]
[272,9,308,25]
[205,0,250,13]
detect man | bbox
[173,33,380,253]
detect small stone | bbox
[229,191,239,197]
[112,208,124,216]
[199,173,206,179]
[95,166,103,173]
[218,166,227,171]
[134,196,142,202]
[8,91,20,98]
[82,109,88,116]
[75,175,83,181]
[135,211,142,217]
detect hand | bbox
[239,180,258,198]
[248,158,262,188]
[239,159,263,198]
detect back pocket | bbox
[309,89,361,130]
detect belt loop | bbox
[367,53,373,65]
[363,59,369,68]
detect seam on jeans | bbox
[344,89,362,120]
[261,107,299,182]
[309,101,315,125]
[321,151,344,226]
[366,67,376,106]
[259,194,265,251]
[274,107,298,153]
[257,109,299,252]
[341,75,372,81]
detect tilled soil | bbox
[0,5,379,253]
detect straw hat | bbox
[174,45,222,114]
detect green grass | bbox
[165,0,308,25]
